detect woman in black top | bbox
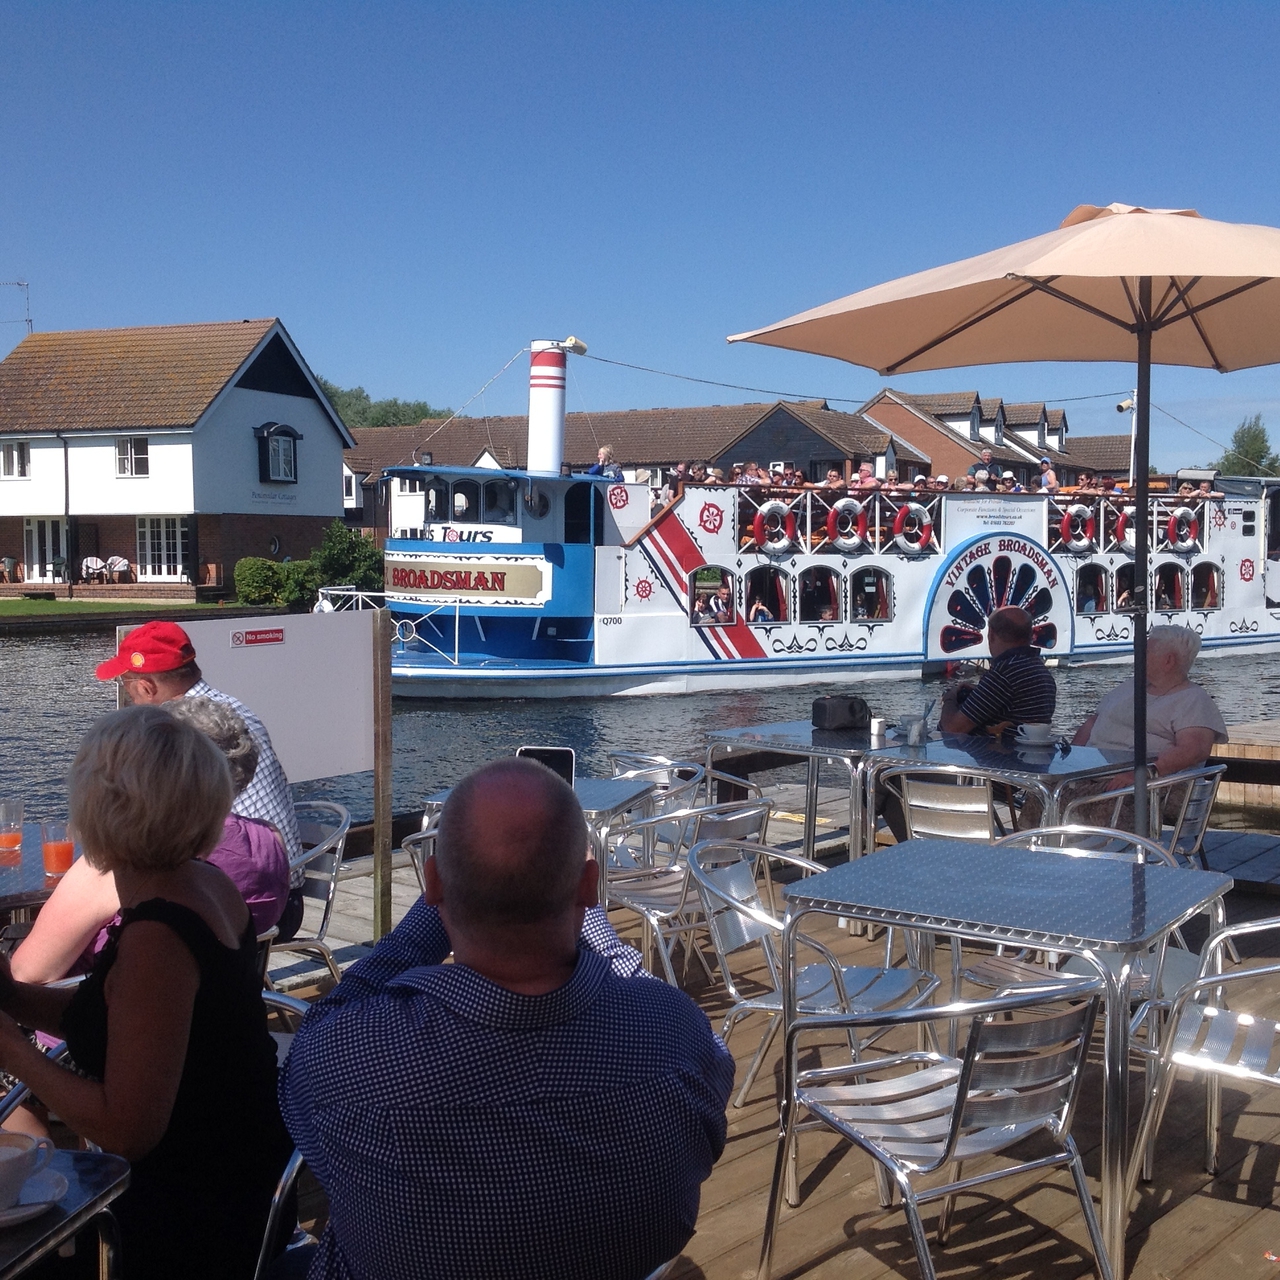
[0,706,291,1279]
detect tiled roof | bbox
[0,320,277,433]
[1002,401,1047,427]
[979,397,1003,421]
[1046,409,1067,430]
[346,400,922,478]
[897,391,978,418]
[1064,434,1132,473]
[867,391,1024,467]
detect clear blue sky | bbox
[4,2,1280,467]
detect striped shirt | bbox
[957,644,1057,732]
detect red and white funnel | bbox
[527,337,585,476]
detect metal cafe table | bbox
[705,721,870,860]
[781,838,1232,1278]
[0,1150,130,1279]
[0,825,74,918]
[858,735,1142,855]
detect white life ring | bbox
[1115,506,1136,552]
[1166,506,1200,552]
[1059,503,1096,553]
[825,497,867,552]
[752,500,797,554]
[892,501,934,554]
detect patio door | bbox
[136,517,191,579]
[22,518,65,582]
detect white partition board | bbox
[118,612,376,784]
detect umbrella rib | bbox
[1012,277,1136,333]
[883,281,1044,374]
[1152,277,1201,327]
[1159,279,1225,372]
[1159,276,1270,325]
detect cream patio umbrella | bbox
[729,201,1280,836]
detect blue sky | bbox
[4,2,1280,467]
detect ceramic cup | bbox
[869,717,888,737]
[0,1134,53,1210]
[1018,722,1053,743]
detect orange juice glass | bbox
[0,801,22,868]
[40,823,73,877]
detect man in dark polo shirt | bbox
[939,606,1056,735]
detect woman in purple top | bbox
[11,698,290,985]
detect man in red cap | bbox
[96,620,306,938]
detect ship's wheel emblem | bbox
[634,578,654,599]
[444,527,459,542]
[1211,506,1227,529]
[608,485,629,510]
[1241,558,1255,582]
[698,503,724,534]
[940,554,1058,654]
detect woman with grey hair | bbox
[12,698,290,985]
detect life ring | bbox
[1059,503,1096,553]
[892,501,934,554]
[1115,506,1136,552]
[752,500,797,553]
[825,497,867,552]
[1167,506,1200,552]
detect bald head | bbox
[988,606,1033,647]
[435,758,588,931]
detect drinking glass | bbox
[0,801,22,867]
[40,823,74,878]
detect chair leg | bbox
[1126,1060,1179,1200]
[735,1014,780,1109]
[935,1162,961,1245]
[900,1183,939,1280]
[873,1160,894,1209]
[1067,1139,1114,1280]
[1205,1070,1222,1174]
[757,1108,796,1280]
[652,930,681,986]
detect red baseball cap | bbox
[95,621,197,681]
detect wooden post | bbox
[372,608,394,939]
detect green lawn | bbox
[0,599,235,617]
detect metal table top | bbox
[0,1150,130,1280]
[784,838,1233,952]
[425,777,655,822]
[865,735,1139,783]
[706,720,871,760]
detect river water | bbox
[3,631,1279,823]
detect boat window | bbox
[1116,564,1136,613]
[424,477,449,523]
[745,566,789,625]
[1075,565,1109,614]
[451,479,481,523]
[565,482,592,543]
[850,567,893,620]
[1153,563,1185,611]
[483,479,519,524]
[689,566,735,626]
[1190,562,1222,610]
[798,566,841,622]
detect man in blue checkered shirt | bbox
[280,758,734,1280]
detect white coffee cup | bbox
[1018,722,1053,743]
[870,717,888,737]
[0,1134,53,1209]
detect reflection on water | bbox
[3,630,1280,823]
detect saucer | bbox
[0,1170,68,1228]
[1016,731,1054,745]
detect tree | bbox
[310,520,384,591]
[1215,413,1279,477]
[318,376,449,428]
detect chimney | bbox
[526,337,585,476]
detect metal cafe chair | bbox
[758,977,1112,1280]
[607,751,706,815]
[608,800,773,985]
[402,809,442,895]
[688,840,938,1108]
[1126,914,1280,1197]
[270,802,352,987]
[901,775,997,841]
[256,926,279,989]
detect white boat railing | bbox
[393,602,462,666]
[315,587,387,611]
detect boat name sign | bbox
[385,553,552,605]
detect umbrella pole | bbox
[1133,276,1152,838]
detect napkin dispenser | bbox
[811,696,871,731]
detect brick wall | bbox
[863,401,981,479]
[0,517,21,576]
[202,514,336,584]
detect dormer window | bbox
[254,422,302,484]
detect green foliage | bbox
[279,560,321,613]
[310,520,384,591]
[1215,413,1280,477]
[318,376,450,428]
[233,558,284,606]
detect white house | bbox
[0,319,353,596]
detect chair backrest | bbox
[688,800,772,846]
[606,799,773,875]
[401,813,439,895]
[609,755,706,815]
[901,775,995,841]
[994,824,1177,866]
[291,802,352,940]
[255,927,279,987]
[1163,764,1225,863]
[253,1149,311,1280]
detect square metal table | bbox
[782,838,1232,1279]
[0,1150,130,1279]
[860,734,1141,854]
[706,721,870,860]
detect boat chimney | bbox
[527,337,585,475]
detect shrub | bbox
[310,520,384,591]
[234,558,284,606]
[279,560,321,612]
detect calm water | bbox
[3,630,1279,823]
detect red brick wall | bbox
[864,401,980,479]
[0,517,21,576]
[202,514,336,585]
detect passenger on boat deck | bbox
[1076,470,1097,493]
[1070,625,1228,792]
[854,462,880,490]
[822,468,845,489]
[741,460,763,485]
[883,469,900,490]
[1098,474,1123,494]
[748,598,775,623]
[0,706,292,1279]
[932,474,950,490]
[998,471,1020,493]
[280,758,734,1280]
[968,447,996,480]
[687,460,710,484]
[94,620,305,942]
[1199,479,1225,497]
[1178,481,1196,498]
[586,445,623,479]
[11,697,290,988]
[1038,456,1060,492]
[708,583,734,623]
[971,468,992,491]
[729,465,744,484]
[961,474,977,491]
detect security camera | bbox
[1116,398,1134,413]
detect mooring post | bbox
[372,607,394,938]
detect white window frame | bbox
[1,441,29,479]
[116,437,150,478]
[268,434,296,482]
[136,516,188,579]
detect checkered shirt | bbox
[280,899,734,1280]
[185,680,304,884]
